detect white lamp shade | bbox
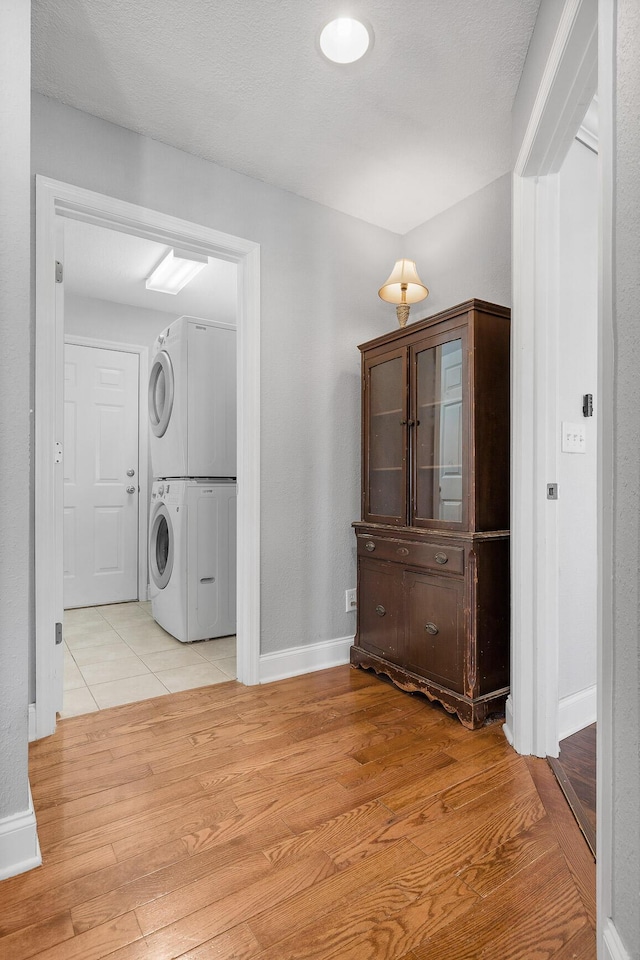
[146,248,208,295]
[378,259,429,305]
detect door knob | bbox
[126,468,135,477]
[126,485,136,494]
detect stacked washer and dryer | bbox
[148,316,237,643]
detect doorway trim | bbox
[508,0,599,760]
[509,0,616,956]
[64,335,150,604]
[507,0,598,758]
[35,176,261,739]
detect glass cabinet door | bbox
[412,335,466,527]
[364,349,407,524]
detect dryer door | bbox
[149,503,174,589]
[148,350,174,438]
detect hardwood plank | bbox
[249,873,480,960]
[131,850,275,936]
[337,738,459,788]
[32,768,210,826]
[412,848,588,960]
[8,912,142,960]
[132,852,336,954]
[434,751,526,809]
[349,711,466,765]
[550,923,597,960]
[171,923,261,960]
[526,757,597,929]
[379,739,515,813]
[0,911,75,960]
[30,744,115,776]
[69,844,265,934]
[0,845,116,912]
[263,798,392,865]
[332,785,546,897]
[40,792,238,864]
[36,777,203,847]
[458,815,558,896]
[31,761,154,806]
[114,805,292,863]
[250,840,425,948]
[1,840,186,937]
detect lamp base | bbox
[396,303,411,327]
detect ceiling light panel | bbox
[146,249,208,295]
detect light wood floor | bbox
[2,666,595,960]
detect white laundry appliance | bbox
[148,316,236,480]
[149,479,237,642]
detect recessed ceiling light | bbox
[319,18,372,64]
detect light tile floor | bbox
[62,601,237,718]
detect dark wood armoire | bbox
[350,299,511,728]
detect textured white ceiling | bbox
[63,218,237,322]
[32,0,541,234]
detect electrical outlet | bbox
[345,588,357,612]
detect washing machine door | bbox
[149,503,174,589]
[148,350,174,438]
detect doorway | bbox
[34,177,261,739]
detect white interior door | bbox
[63,343,140,608]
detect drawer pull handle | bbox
[375,605,386,617]
[365,541,376,552]
[396,547,409,556]
[434,552,448,565]
[425,622,439,635]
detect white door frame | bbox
[35,176,261,739]
[64,335,150,604]
[507,0,598,759]
[508,1,616,956]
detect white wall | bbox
[612,0,640,953]
[401,174,511,315]
[556,137,598,710]
[31,93,400,660]
[0,1,39,875]
[65,294,182,348]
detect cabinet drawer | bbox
[357,535,464,575]
[404,571,465,693]
[357,559,403,664]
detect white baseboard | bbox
[503,695,515,746]
[558,684,597,741]
[28,703,37,742]
[0,786,42,881]
[602,919,633,960]
[259,635,353,684]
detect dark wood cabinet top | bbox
[358,298,510,353]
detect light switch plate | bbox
[561,421,586,454]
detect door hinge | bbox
[54,441,63,464]
[55,261,63,283]
[55,622,63,645]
